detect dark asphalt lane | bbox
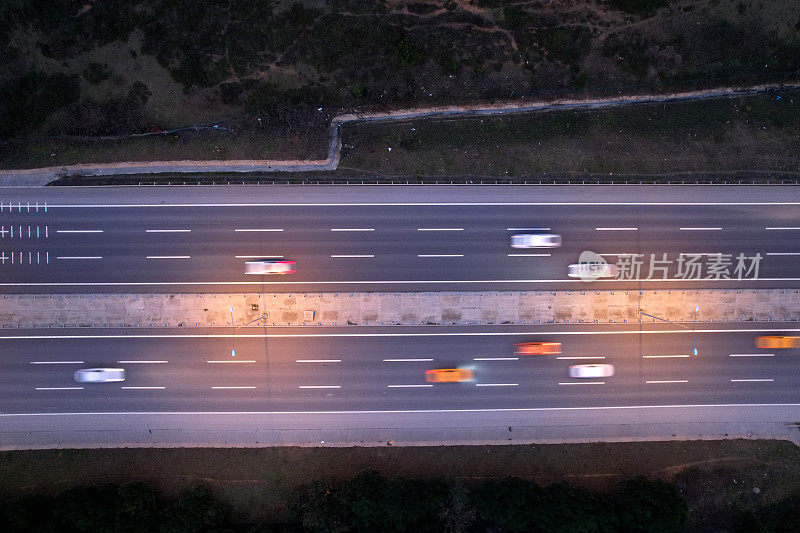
[1,325,798,414]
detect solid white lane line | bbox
[57,256,102,260]
[417,228,463,231]
[117,360,168,364]
[595,227,638,231]
[473,357,519,361]
[298,385,341,389]
[559,381,605,385]
[145,229,191,233]
[556,356,606,360]
[5,277,800,287]
[388,384,433,388]
[146,256,190,259]
[30,361,84,365]
[235,255,283,258]
[679,227,722,231]
[476,383,518,387]
[330,255,374,258]
[643,354,691,359]
[55,230,103,234]
[507,227,551,231]
[211,386,256,389]
[330,228,374,232]
[508,253,551,257]
[121,386,166,390]
[42,201,800,208]
[5,327,800,341]
[645,380,688,384]
[766,253,800,256]
[234,228,284,232]
[36,387,83,391]
[766,227,800,230]
[417,254,464,258]
[207,360,256,364]
[730,353,775,357]
[730,379,773,382]
[296,359,342,363]
[383,358,434,362]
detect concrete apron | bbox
[2,289,799,329]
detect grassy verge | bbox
[2,439,799,529]
[340,88,800,178]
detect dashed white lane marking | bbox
[508,253,551,257]
[766,253,800,256]
[559,381,605,385]
[387,384,433,388]
[146,256,190,259]
[417,228,463,231]
[645,380,688,384]
[298,385,341,389]
[145,229,191,233]
[643,354,691,359]
[207,360,256,364]
[330,228,374,232]
[679,227,722,231]
[55,230,104,234]
[57,256,102,260]
[730,353,775,357]
[36,387,83,391]
[330,255,374,258]
[595,227,638,231]
[211,386,256,389]
[383,358,434,362]
[476,383,518,387]
[731,378,774,382]
[121,386,166,390]
[473,357,519,361]
[234,228,284,232]
[296,359,342,363]
[556,356,606,360]
[30,361,84,365]
[235,255,283,258]
[117,360,168,364]
[507,227,551,231]
[766,227,800,230]
[417,254,464,258]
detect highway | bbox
[0,185,798,446]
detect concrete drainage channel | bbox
[2,289,799,328]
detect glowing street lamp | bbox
[229,305,236,358]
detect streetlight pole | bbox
[229,305,236,358]
[692,306,699,356]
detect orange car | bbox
[755,336,800,349]
[425,368,474,383]
[514,342,562,356]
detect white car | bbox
[569,364,615,379]
[245,260,296,275]
[74,368,126,383]
[567,263,618,278]
[510,234,562,248]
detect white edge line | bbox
[729,354,775,357]
[55,230,104,234]
[556,356,606,360]
[730,378,774,382]
[475,383,518,387]
[207,360,257,364]
[383,358,434,362]
[559,381,605,385]
[35,387,83,390]
[298,385,342,389]
[121,386,166,390]
[645,380,689,384]
[387,384,434,388]
[145,229,191,233]
[473,357,519,361]
[30,361,84,364]
[117,360,168,364]
[8,402,800,416]
[296,359,342,363]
